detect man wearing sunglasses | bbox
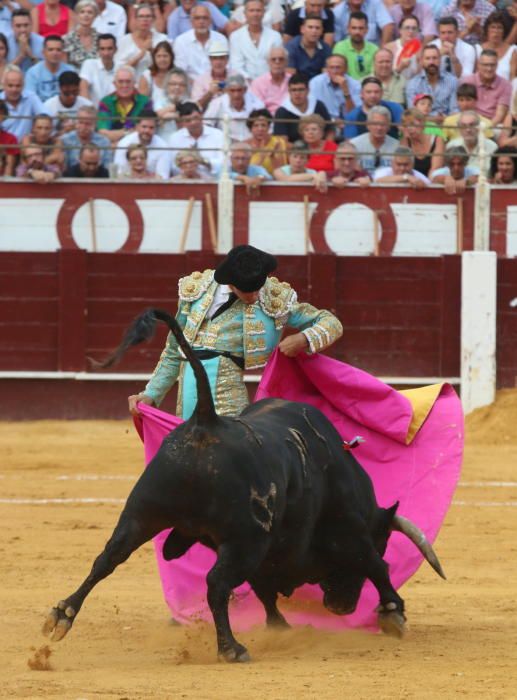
[332,11,378,81]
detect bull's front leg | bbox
[363,549,406,638]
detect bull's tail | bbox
[96,308,217,423]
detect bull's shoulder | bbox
[258,277,297,318]
[178,269,215,302]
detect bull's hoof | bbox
[42,600,76,641]
[218,644,251,663]
[377,603,406,639]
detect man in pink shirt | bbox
[191,41,233,111]
[249,46,290,115]
[461,48,511,125]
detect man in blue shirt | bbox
[7,9,44,74]
[25,35,77,102]
[309,53,361,120]
[286,15,332,81]
[343,76,402,138]
[406,44,458,117]
[227,142,272,193]
[167,0,229,40]
[0,65,44,140]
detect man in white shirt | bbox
[93,0,127,40]
[80,33,117,108]
[168,101,224,175]
[229,0,283,81]
[204,74,264,141]
[430,16,475,78]
[43,71,93,134]
[446,109,497,175]
[113,109,171,178]
[373,145,430,186]
[174,4,228,79]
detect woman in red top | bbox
[298,114,337,173]
[32,0,74,38]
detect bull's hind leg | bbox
[43,512,157,641]
[249,580,290,629]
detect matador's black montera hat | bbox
[214,245,277,292]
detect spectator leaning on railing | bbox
[246,107,287,175]
[20,112,64,171]
[273,139,328,192]
[373,144,431,188]
[489,145,517,184]
[227,140,272,193]
[60,104,112,169]
[171,149,213,180]
[63,142,110,178]
[431,144,479,194]
[16,142,60,182]
[328,140,371,187]
[0,64,43,140]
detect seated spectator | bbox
[0,33,7,86]
[309,54,361,120]
[385,14,422,80]
[373,145,431,187]
[412,93,445,136]
[0,97,18,176]
[138,41,175,104]
[60,104,112,169]
[43,71,93,135]
[499,0,517,47]
[350,104,399,174]
[63,142,110,177]
[113,108,170,178]
[400,107,444,177]
[298,113,337,172]
[63,0,100,69]
[25,35,77,103]
[171,149,213,179]
[20,112,64,170]
[93,0,127,41]
[273,72,330,143]
[16,143,60,181]
[228,141,272,193]
[328,141,371,186]
[273,139,327,192]
[461,48,512,126]
[286,15,332,81]
[246,107,286,174]
[204,74,264,141]
[431,144,479,194]
[192,41,232,112]
[368,47,406,106]
[343,76,402,139]
[249,46,289,116]
[173,3,228,80]
[155,68,191,142]
[500,91,517,149]
[168,101,223,175]
[430,16,476,79]
[0,64,44,140]
[167,0,229,42]
[439,0,494,46]
[79,33,116,108]
[229,0,283,82]
[389,0,437,44]
[442,83,494,141]
[0,4,12,37]
[333,0,394,46]
[283,0,335,46]
[447,109,498,175]
[406,44,458,121]
[121,143,161,179]
[7,9,44,74]
[98,66,152,143]
[475,11,517,83]
[31,0,74,39]
[333,12,378,82]
[115,4,169,80]
[489,145,517,184]
[231,0,285,32]
[128,0,173,34]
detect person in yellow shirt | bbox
[441,83,494,142]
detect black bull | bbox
[43,309,445,662]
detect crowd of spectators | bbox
[0,0,516,187]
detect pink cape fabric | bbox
[133,351,463,631]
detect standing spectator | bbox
[168,101,224,175]
[25,35,77,102]
[122,143,160,179]
[229,0,282,82]
[172,149,213,179]
[286,15,331,82]
[0,65,44,140]
[499,92,517,149]
[430,16,476,79]
[167,0,229,42]
[333,0,394,46]
[369,47,406,106]
[350,104,399,174]
[329,141,371,186]
[384,15,422,80]
[138,41,175,103]
[204,74,264,141]
[79,33,116,107]
[113,109,170,178]
[283,0,335,46]
[442,83,494,141]
[249,46,289,116]
[228,141,272,192]
[0,97,18,176]
[490,146,517,184]
[273,72,330,143]
[343,76,402,139]
[63,142,109,177]
[43,70,93,134]
[406,44,458,119]
[389,0,437,43]
[431,144,479,192]
[7,9,44,74]
[474,11,517,82]
[461,48,512,125]
[192,41,232,111]
[332,11,378,81]
[439,0,494,45]
[63,0,100,69]
[400,107,444,176]
[60,104,112,169]
[98,66,152,143]
[93,0,127,40]
[373,145,430,187]
[16,142,60,181]
[115,4,169,80]
[273,139,328,191]
[310,54,361,120]
[298,113,337,172]
[154,68,191,141]
[173,4,228,79]
[20,113,64,171]
[31,0,74,38]
[246,107,286,174]
[447,109,498,175]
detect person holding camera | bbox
[191,41,232,111]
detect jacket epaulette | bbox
[178,269,215,302]
[259,277,297,318]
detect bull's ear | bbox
[373,501,399,542]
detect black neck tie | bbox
[211,292,237,320]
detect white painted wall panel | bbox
[0,198,63,251]
[391,203,457,255]
[249,201,317,254]
[137,199,202,253]
[505,206,517,257]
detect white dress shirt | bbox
[229,25,283,81]
[115,30,170,80]
[80,58,116,107]
[204,91,265,141]
[167,125,225,174]
[430,38,476,78]
[113,132,171,179]
[174,30,229,79]
[93,1,127,40]
[207,284,231,318]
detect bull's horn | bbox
[392,515,446,580]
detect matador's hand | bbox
[128,393,154,416]
[278,332,309,357]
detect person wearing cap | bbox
[128,244,343,419]
[173,4,229,80]
[412,92,445,136]
[204,74,265,141]
[191,41,233,110]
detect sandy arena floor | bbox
[1,391,517,699]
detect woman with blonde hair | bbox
[63,0,99,68]
[298,113,337,173]
[172,150,213,180]
[123,143,161,180]
[400,108,444,177]
[138,41,175,103]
